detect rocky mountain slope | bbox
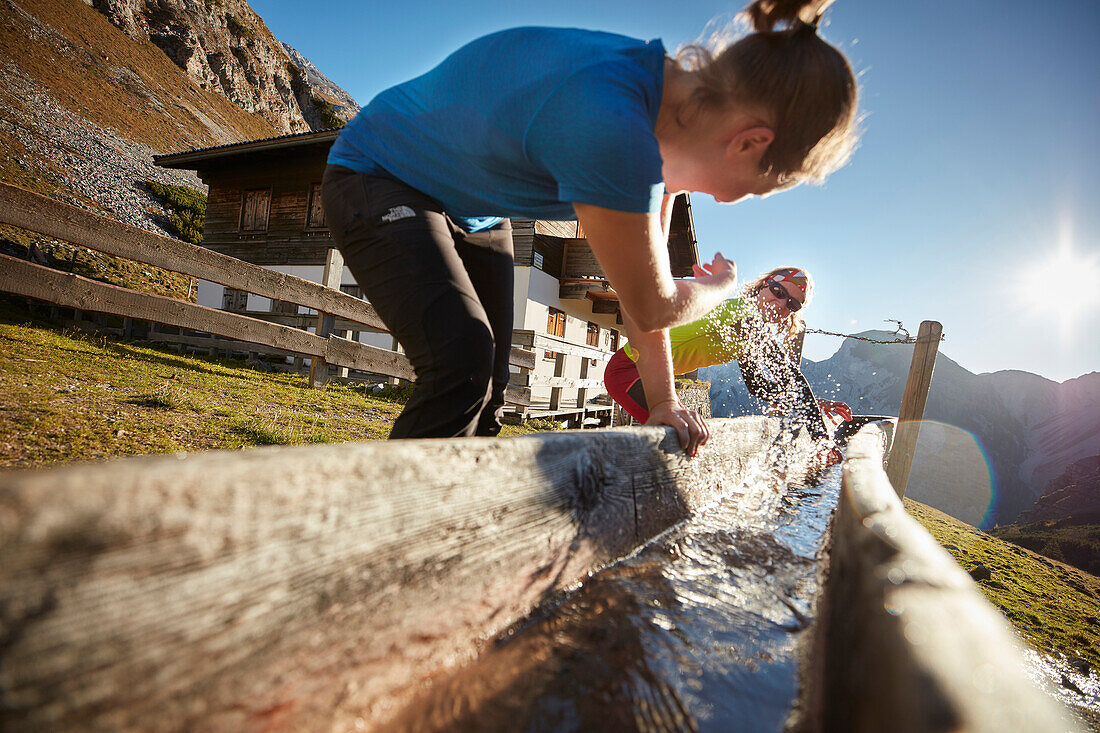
[1018,455,1100,525]
[90,0,357,135]
[702,331,1100,528]
[0,0,357,238]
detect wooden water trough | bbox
[0,417,1079,731]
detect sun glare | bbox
[1016,229,1100,334]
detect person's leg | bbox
[452,219,515,437]
[603,348,650,423]
[321,167,495,438]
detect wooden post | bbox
[309,248,344,389]
[336,330,350,379]
[576,356,590,408]
[549,353,566,410]
[885,320,942,497]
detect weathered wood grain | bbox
[512,330,611,361]
[308,247,344,388]
[0,418,794,732]
[0,254,416,381]
[0,182,387,330]
[800,423,1079,733]
[885,321,943,497]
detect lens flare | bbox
[905,421,995,528]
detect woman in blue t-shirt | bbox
[322,0,858,455]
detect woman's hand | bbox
[817,399,853,423]
[691,253,736,287]
[645,399,710,457]
[573,204,737,332]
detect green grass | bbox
[906,498,1100,671]
[991,514,1100,577]
[0,299,549,468]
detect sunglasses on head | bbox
[765,280,803,312]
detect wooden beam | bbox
[512,330,611,361]
[560,238,604,279]
[0,182,387,331]
[589,299,620,315]
[508,347,536,371]
[512,373,605,390]
[812,423,1074,731]
[309,248,344,389]
[559,278,613,301]
[548,352,565,410]
[0,254,416,381]
[885,321,943,497]
[0,417,807,732]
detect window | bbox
[240,188,271,232]
[306,183,326,229]
[608,329,620,352]
[586,322,600,347]
[586,322,601,366]
[544,307,565,360]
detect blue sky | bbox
[249,0,1099,383]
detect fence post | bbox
[549,352,565,410]
[309,248,344,389]
[885,320,942,497]
[576,356,590,409]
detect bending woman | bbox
[604,267,850,439]
[321,0,858,454]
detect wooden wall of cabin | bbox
[199,152,333,266]
[510,219,565,279]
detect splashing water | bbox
[389,436,843,732]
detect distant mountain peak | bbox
[704,333,1100,528]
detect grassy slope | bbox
[906,498,1100,671]
[0,0,282,299]
[992,514,1100,578]
[0,300,548,468]
[0,0,280,157]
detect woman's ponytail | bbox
[678,0,857,187]
[743,0,833,32]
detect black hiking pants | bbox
[321,165,514,439]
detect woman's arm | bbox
[573,203,736,333]
[620,310,709,456]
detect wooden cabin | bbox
[155,130,699,422]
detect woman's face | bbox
[756,278,808,323]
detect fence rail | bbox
[0,183,388,330]
[0,183,553,402]
[0,254,418,379]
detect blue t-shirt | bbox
[328,27,667,224]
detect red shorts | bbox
[603,348,650,423]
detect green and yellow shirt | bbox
[623,297,757,375]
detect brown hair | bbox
[676,0,858,187]
[746,266,815,350]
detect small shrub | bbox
[145,181,206,245]
[311,95,345,129]
[225,13,253,40]
[524,417,564,432]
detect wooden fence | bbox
[0,183,536,405]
